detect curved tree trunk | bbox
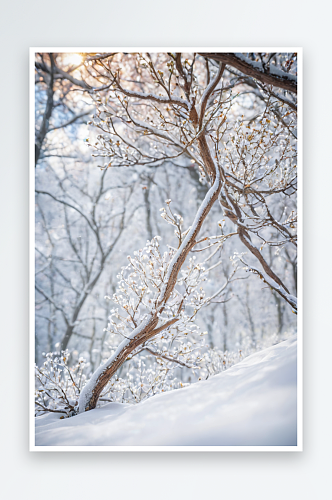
[79,158,221,412]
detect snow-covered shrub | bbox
[35,330,294,416]
[35,351,90,417]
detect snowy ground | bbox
[35,336,297,447]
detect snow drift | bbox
[35,336,297,447]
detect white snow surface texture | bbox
[35,336,297,446]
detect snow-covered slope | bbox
[35,336,297,447]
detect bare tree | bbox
[69,52,298,412]
[35,159,138,353]
[34,52,118,166]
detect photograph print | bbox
[32,50,300,449]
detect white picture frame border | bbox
[30,47,303,452]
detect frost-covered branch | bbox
[201,52,297,94]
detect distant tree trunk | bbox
[223,300,228,352]
[143,177,153,241]
[245,284,256,344]
[273,291,284,335]
[35,54,55,166]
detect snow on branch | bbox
[201,53,297,94]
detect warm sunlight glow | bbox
[62,53,83,67]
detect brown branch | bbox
[35,402,67,415]
[198,63,226,129]
[116,75,189,109]
[237,229,290,294]
[48,110,93,132]
[201,53,297,94]
[54,66,91,90]
[143,347,193,369]
[240,257,297,311]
